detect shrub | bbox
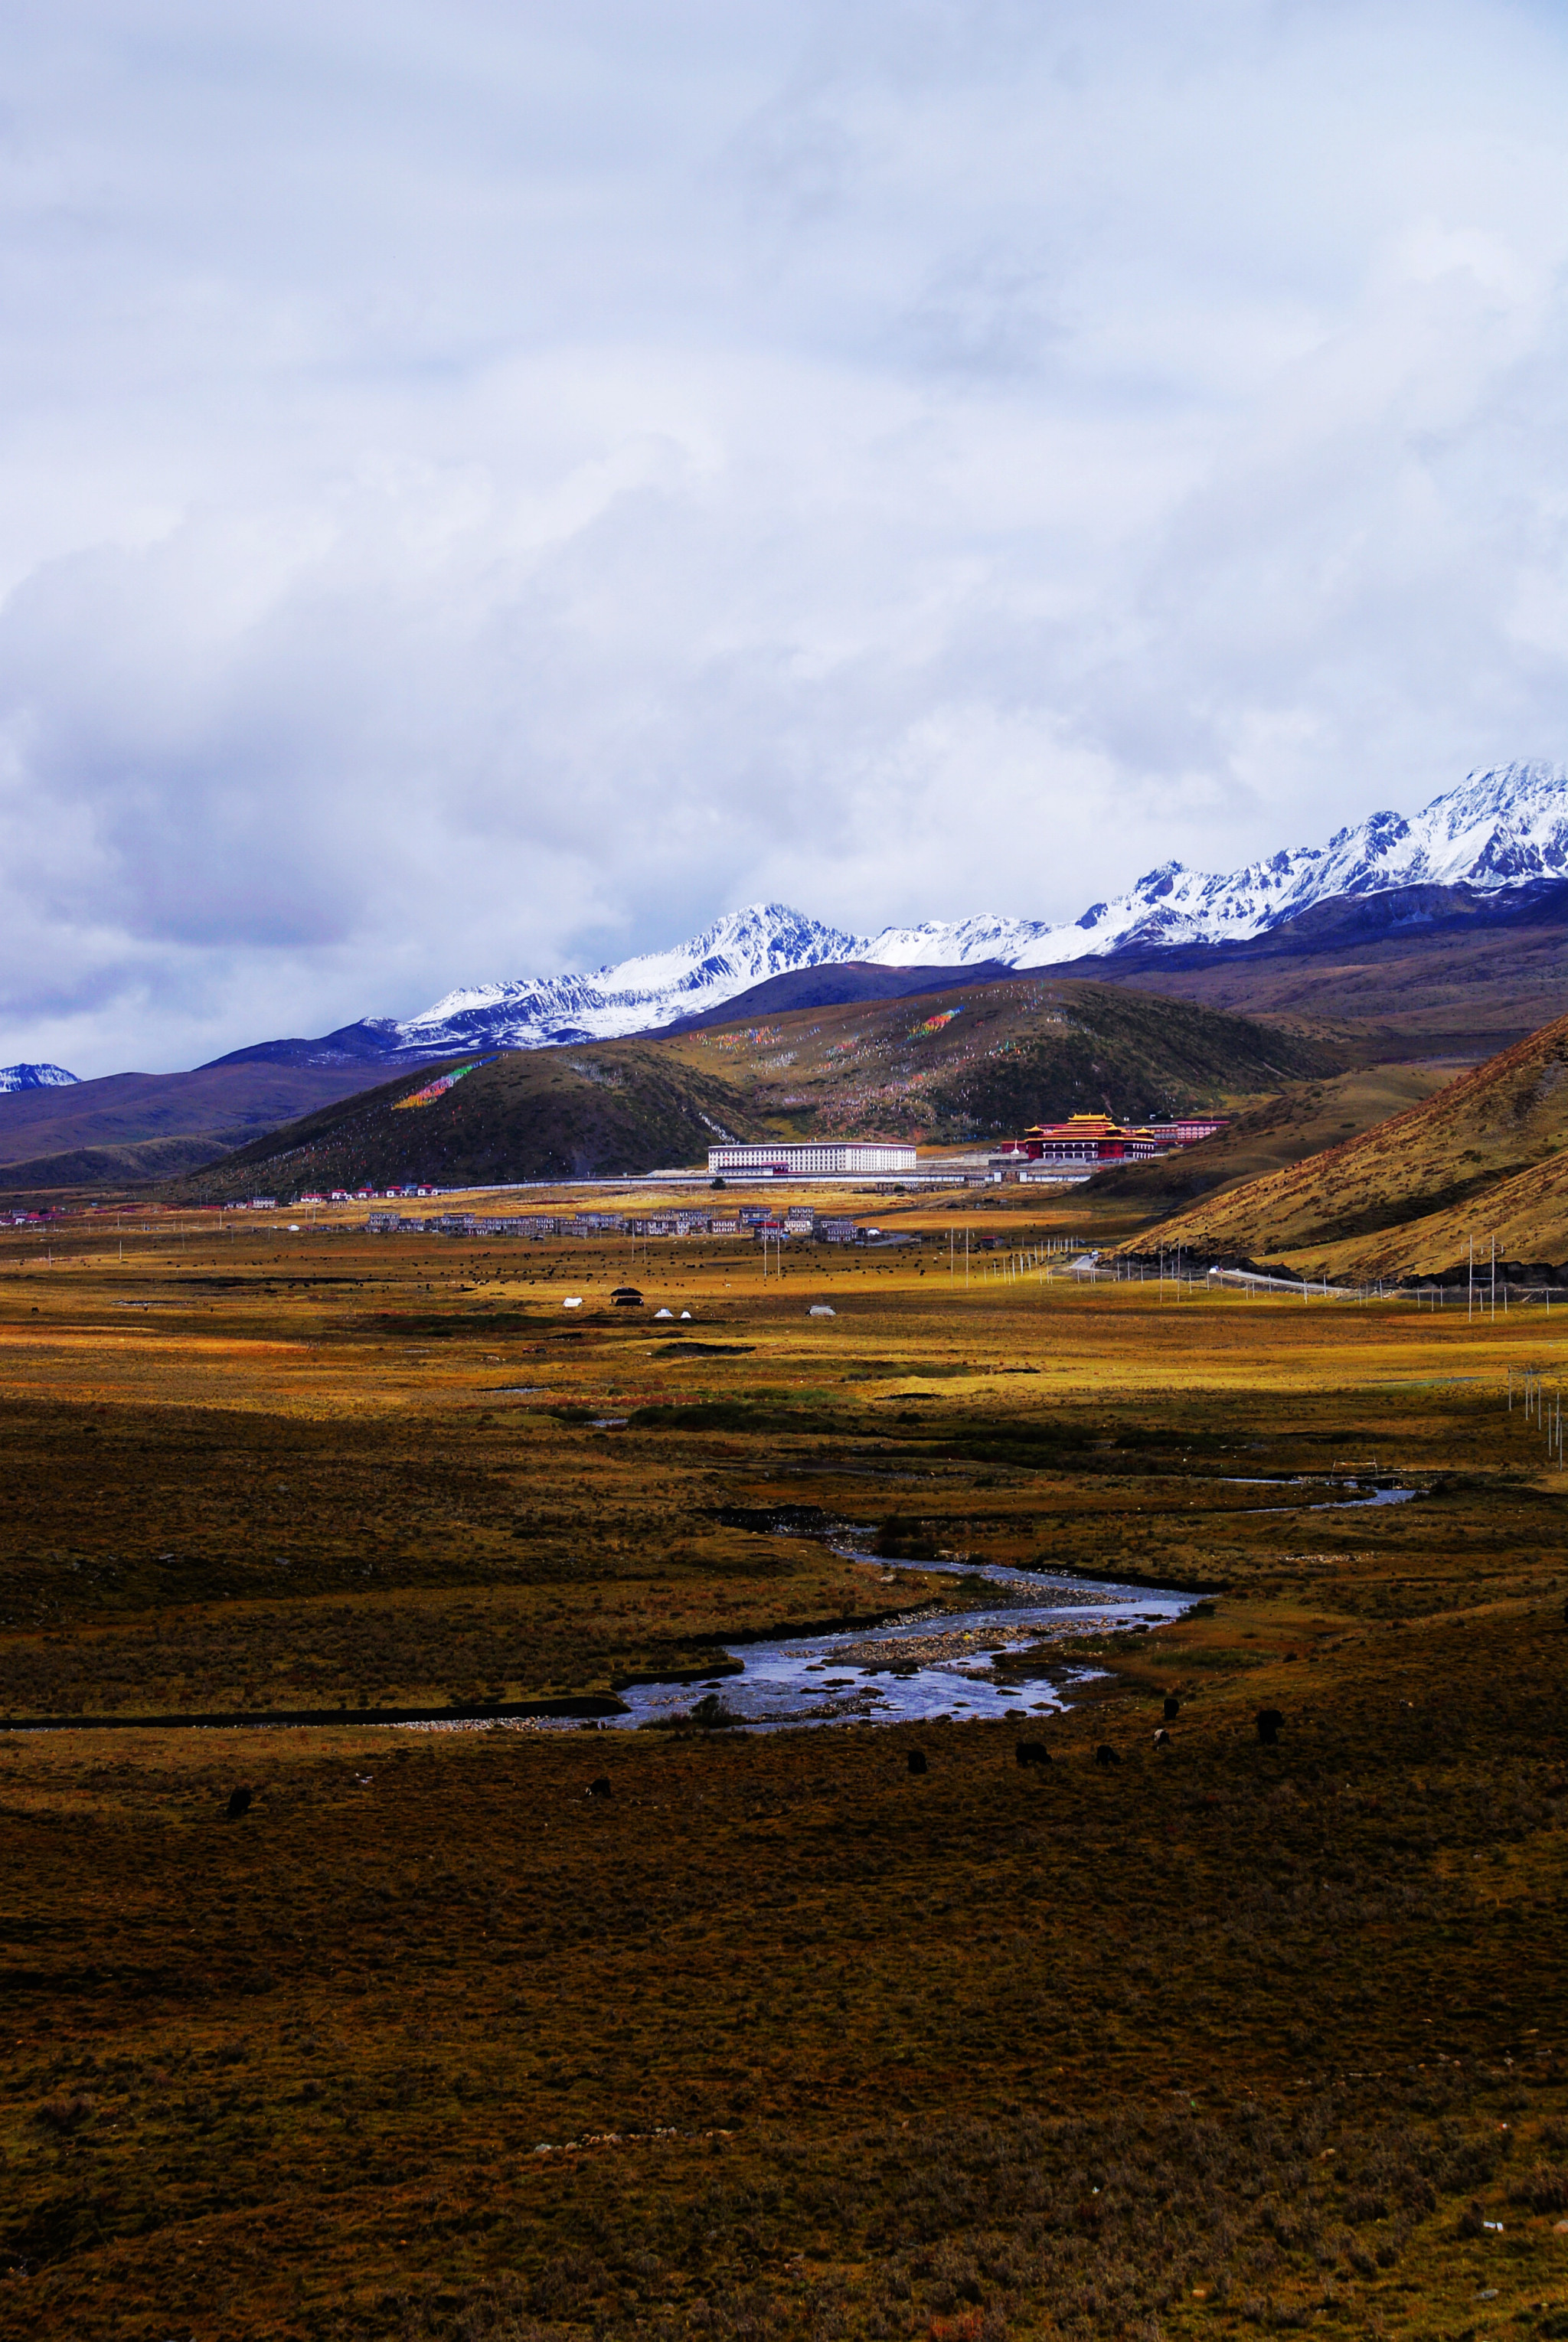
[1509,2161,1568,2213]
[32,2093,94,2131]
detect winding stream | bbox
[610,1479,1420,1734]
[612,1533,1189,1733]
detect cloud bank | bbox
[2,0,1567,1072]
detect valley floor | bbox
[1,1210,1566,2340]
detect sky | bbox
[4,0,1568,1075]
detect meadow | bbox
[1,1192,1566,2341]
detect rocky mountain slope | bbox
[0,1063,77,1091]
[391,906,865,1054]
[983,759,1568,965]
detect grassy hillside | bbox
[658,974,1339,1140]
[174,978,1345,1197]
[1084,1063,1456,1217]
[1305,1144,1568,1282]
[1138,1009,1568,1275]
[0,1133,233,1194]
[184,1045,772,1197]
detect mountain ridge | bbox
[204,760,1568,1070]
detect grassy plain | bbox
[2,1195,1566,2342]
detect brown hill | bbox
[1076,1063,1454,1217]
[181,1046,773,1197]
[0,1134,234,1195]
[172,975,1344,1199]
[654,974,1339,1141]
[1135,1011,1568,1276]
[1312,1146,1568,1282]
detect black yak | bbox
[1256,1707,1285,1746]
[224,1786,252,1821]
[907,1749,928,1776]
[1015,1742,1051,1768]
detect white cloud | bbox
[1,0,1567,1070]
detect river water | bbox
[609,1480,1419,1734]
[611,1541,1190,1733]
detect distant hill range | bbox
[0,1063,77,1092]
[0,1063,401,1194]
[179,978,1338,1200]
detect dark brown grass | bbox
[2,1229,1568,2337]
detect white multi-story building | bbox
[706,1142,918,1176]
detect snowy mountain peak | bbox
[396,903,864,1053]
[885,760,1568,969]
[0,1063,78,1092]
[385,763,1568,1055]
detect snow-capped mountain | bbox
[0,1063,77,1092]
[381,761,1568,1053]
[395,904,863,1053]
[864,760,1568,967]
[858,913,1055,966]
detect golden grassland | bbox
[2,1197,1568,2340]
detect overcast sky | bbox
[3,0,1568,1074]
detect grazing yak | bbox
[1152,1727,1171,1749]
[586,1777,612,1798]
[1015,1742,1051,1768]
[1163,1695,1181,1721]
[1256,1707,1285,1746]
[1093,1743,1120,1768]
[907,1750,928,1776]
[224,1786,253,1821]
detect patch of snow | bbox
[0,1063,78,1091]
[394,903,863,1053]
